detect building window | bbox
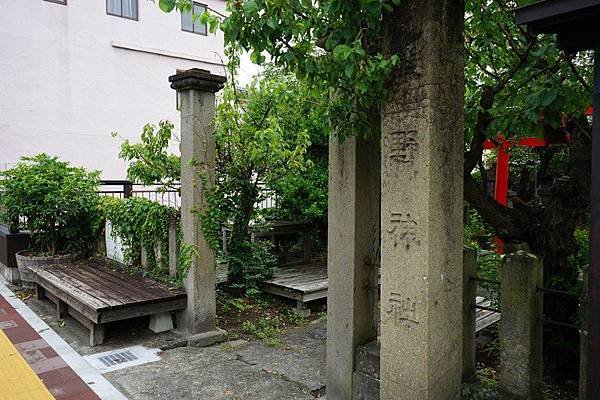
[107,0,138,20]
[44,0,67,4]
[181,3,207,35]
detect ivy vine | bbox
[102,197,190,286]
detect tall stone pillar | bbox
[380,2,464,399]
[499,249,543,399]
[327,134,380,399]
[169,69,226,345]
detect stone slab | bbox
[187,328,226,347]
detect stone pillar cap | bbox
[169,68,226,93]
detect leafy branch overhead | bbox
[158,0,401,137]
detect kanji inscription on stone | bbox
[386,292,418,325]
[385,130,420,166]
[386,212,420,248]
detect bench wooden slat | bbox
[33,268,108,311]
[45,267,123,307]
[57,263,150,303]
[89,261,181,298]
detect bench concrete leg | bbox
[149,312,174,333]
[295,300,311,318]
[90,323,105,346]
[56,300,68,319]
[34,284,45,300]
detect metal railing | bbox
[98,180,278,210]
[99,180,181,208]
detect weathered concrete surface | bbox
[106,321,327,400]
[380,1,464,399]
[25,292,327,399]
[170,69,225,338]
[349,338,512,400]
[499,250,543,400]
[327,134,380,399]
[353,341,381,400]
[149,312,174,333]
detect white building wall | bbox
[0,0,226,179]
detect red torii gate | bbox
[484,106,593,252]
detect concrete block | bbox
[187,328,226,347]
[355,340,380,380]
[149,312,174,333]
[352,370,380,400]
[0,262,20,284]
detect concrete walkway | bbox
[0,280,126,400]
[13,278,328,400]
[105,323,327,400]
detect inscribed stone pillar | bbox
[326,134,380,399]
[380,1,464,399]
[169,69,226,344]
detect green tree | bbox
[156,0,592,376]
[116,67,328,291]
[170,0,591,377]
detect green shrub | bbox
[227,239,278,296]
[0,154,101,256]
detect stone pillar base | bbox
[353,341,380,400]
[187,328,227,347]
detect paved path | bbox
[0,328,53,400]
[0,281,126,400]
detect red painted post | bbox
[494,144,510,206]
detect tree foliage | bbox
[112,121,180,189]
[159,0,400,136]
[116,67,329,291]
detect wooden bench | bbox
[30,260,186,345]
[261,260,328,316]
[262,261,501,331]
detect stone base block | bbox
[352,341,381,399]
[187,328,227,347]
[0,262,19,284]
[295,301,311,318]
[356,340,380,380]
[149,312,174,333]
[352,370,380,400]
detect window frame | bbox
[106,0,139,21]
[181,2,208,36]
[44,0,67,5]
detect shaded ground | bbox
[13,283,327,400]
[107,322,326,400]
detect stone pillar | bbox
[462,247,477,380]
[499,249,543,399]
[380,1,464,399]
[169,69,226,345]
[326,133,380,400]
